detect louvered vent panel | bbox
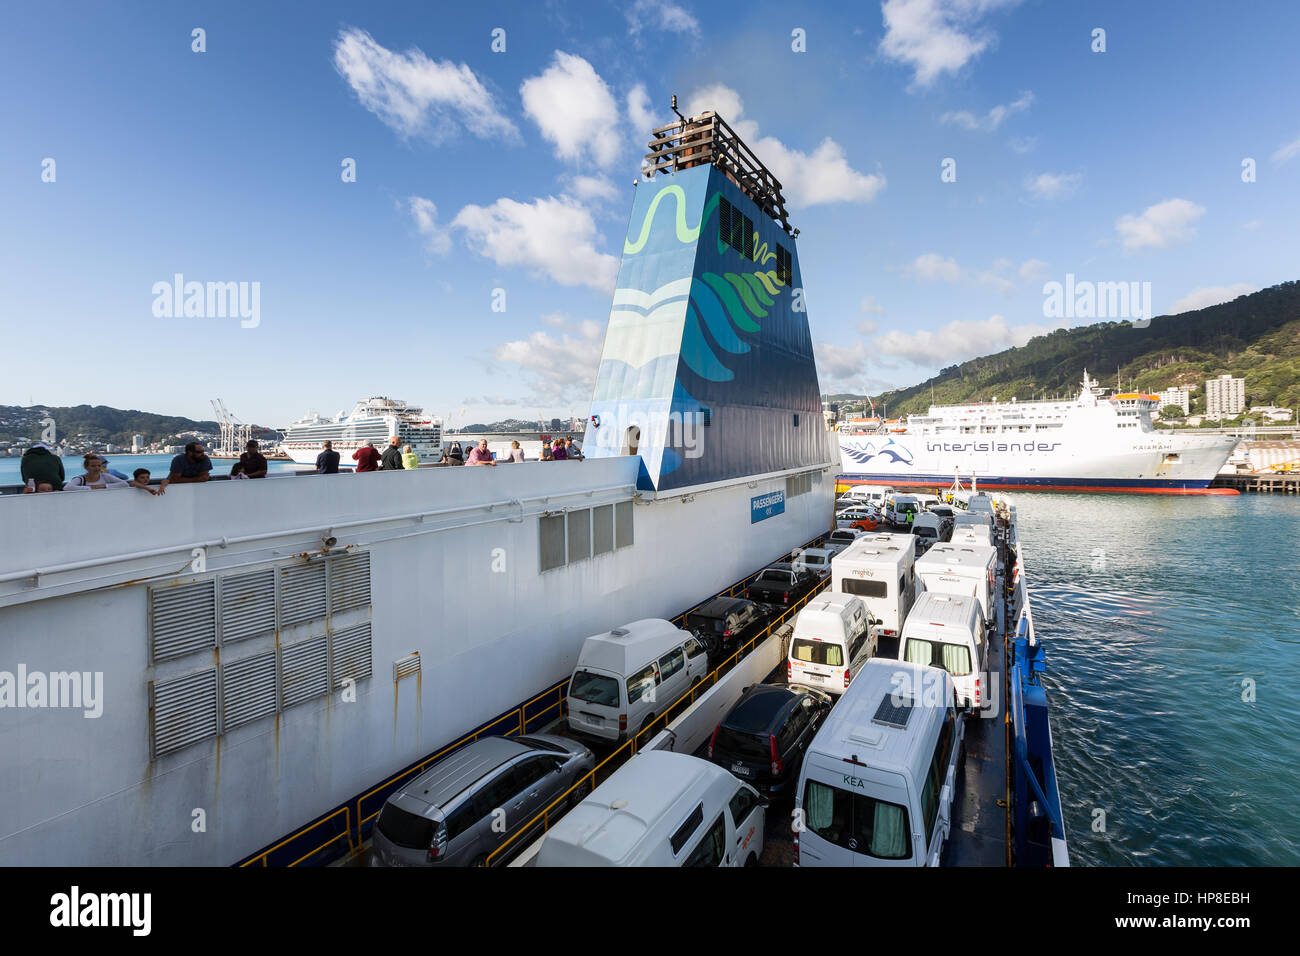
[280,562,327,628]
[221,651,277,732]
[718,196,732,246]
[150,580,216,663]
[742,215,754,260]
[151,669,217,757]
[220,568,275,644]
[332,622,373,688]
[393,652,421,682]
[329,551,371,615]
[282,635,329,709]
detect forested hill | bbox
[866,280,1300,417]
[0,404,224,446]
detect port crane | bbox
[210,399,253,458]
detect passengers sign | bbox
[751,491,785,523]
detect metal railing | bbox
[482,576,827,866]
[239,806,353,867]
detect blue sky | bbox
[2,0,1299,427]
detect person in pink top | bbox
[551,438,567,460]
[466,439,497,466]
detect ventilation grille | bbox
[280,562,327,628]
[221,652,277,732]
[220,568,275,644]
[151,669,217,758]
[281,635,329,709]
[150,580,217,663]
[393,651,421,682]
[332,622,373,687]
[329,551,371,615]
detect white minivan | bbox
[565,619,709,743]
[795,658,962,867]
[951,512,994,546]
[830,532,918,639]
[839,484,893,507]
[899,592,988,714]
[914,542,999,633]
[536,751,766,867]
[787,593,877,695]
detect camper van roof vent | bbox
[872,696,914,730]
[610,628,630,638]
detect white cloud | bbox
[626,0,700,36]
[1241,219,1262,231]
[1169,284,1257,315]
[451,195,619,292]
[332,28,518,142]
[520,52,621,168]
[872,314,1068,366]
[682,84,883,208]
[1018,258,1049,281]
[1271,134,1300,165]
[1115,198,1206,251]
[566,174,621,203]
[540,313,568,327]
[859,296,886,314]
[493,322,605,405]
[627,83,659,135]
[1008,135,1037,154]
[857,318,880,334]
[879,0,1022,88]
[976,271,1015,295]
[941,90,1033,131]
[1026,171,1082,199]
[405,196,451,255]
[814,341,874,386]
[904,253,962,281]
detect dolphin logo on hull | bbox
[842,438,914,467]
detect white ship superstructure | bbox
[279,397,442,465]
[839,373,1237,494]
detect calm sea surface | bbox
[0,453,305,485]
[1014,491,1300,866]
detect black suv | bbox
[707,684,833,798]
[746,563,820,607]
[685,596,770,659]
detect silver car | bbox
[370,734,594,867]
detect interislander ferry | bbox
[0,107,1064,868]
[838,373,1238,494]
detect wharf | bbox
[1211,473,1300,494]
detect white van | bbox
[910,513,944,552]
[788,594,877,695]
[899,592,987,713]
[966,493,996,515]
[839,484,893,507]
[536,751,766,867]
[830,533,917,639]
[566,619,709,743]
[914,542,998,632]
[795,658,962,867]
[951,512,994,546]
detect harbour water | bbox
[0,453,306,486]
[1016,492,1300,866]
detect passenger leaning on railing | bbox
[159,441,212,493]
[63,453,131,491]
[20,442,64,490]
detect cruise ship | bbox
[278,397,442,465]
[839,373,1238,494]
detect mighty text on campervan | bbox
[566,619,709,744]
[899,592,988,714]
[830,532,917,638]
[536,751,766,867]
[795,658,962,867]
[788,593,877,695]
[914,543,998,633]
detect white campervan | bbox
[839,484,894,507]
[915,543,999,633]
[566,619,709,743]
[951,512,994,546]
[795,658,962,867]
[830,532,917,638]
[536,751,766,867]
[788,593,877,695]
[899,592,988,714]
